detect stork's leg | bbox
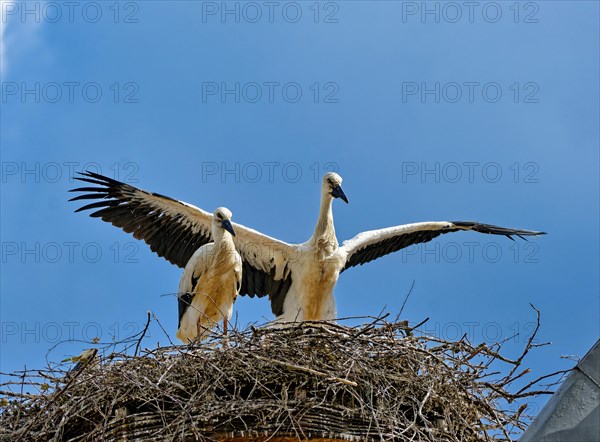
[222,318,230,347]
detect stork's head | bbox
[323,172,348,204]
[212,207,236,237]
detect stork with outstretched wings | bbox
[70,171,545,323]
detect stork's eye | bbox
[216,213,223,219]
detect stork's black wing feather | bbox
[341,221,545,272]
[69,171,295,310]
[69,171,213,267]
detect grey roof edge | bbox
[520,339,600,442]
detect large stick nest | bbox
[0,314,559,441]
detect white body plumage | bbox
[176,208,242,343]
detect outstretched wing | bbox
[339,221,546,272]
[70,172,214,266]
[69,172,295,313]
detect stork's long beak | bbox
[221,219,236,236]
[331,185,349,204]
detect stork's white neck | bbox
[211,225,236,269]
[211,224,234,247]
[309,190,337,253]
[211,223,224,242]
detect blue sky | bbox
[1,1,598,417]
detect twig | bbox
[514,369,572,396]
[251,354,358,387]
[399,279,416,317]
[135,311,152,357]
[503,304,541,384]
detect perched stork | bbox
[176,207,242,343]
[70,171,545,323]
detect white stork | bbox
[176,207,242,343]
[70,171,545,323]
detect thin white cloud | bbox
[0,0,8,74]
[1,0,45,76]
